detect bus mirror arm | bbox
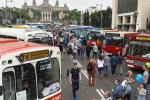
[16,56,24,65]
[0,86,3,95]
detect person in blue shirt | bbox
[112,79,124,100]
[110,54,119,76]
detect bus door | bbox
[3,63,37,100]
[3,68,16,100]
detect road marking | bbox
[83,70,89,80]
[81,70,89,80]
[100,89,105,94]
[72,59,89,80]
[75,59,83,68]
[73,59,81,68]
[73,59,112,100]
[96,89,104,98]
[84,70,88,75]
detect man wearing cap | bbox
[143,62,150,89]
[69,62,81,100]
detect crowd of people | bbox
[51,29,150,100]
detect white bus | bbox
[0,28,54,45]
[0,39,61,100]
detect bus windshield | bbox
[129,41,150,58]
[36,58,60,99]
[2,58,60,100]
[86,30,105,41]
[28,33,53,45]
[105,37,123,47]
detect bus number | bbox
[20,50,49,62]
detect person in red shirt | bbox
[87,59,96,86]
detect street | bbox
[61,52,134,100]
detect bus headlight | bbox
[126,60,134,63]
[127,64,134,68]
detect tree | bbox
[90,12,97,26]
[83,10,90,25]
[31,9,41,22]
[52,11,60,22]
[63,9,81,25]
[89,7,112,28]
[1,7,32,24]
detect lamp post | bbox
[5,0,13,24]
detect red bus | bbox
[86,29,104,47]
[102,31,139,55]
[126,34,150,70]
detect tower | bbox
[23,0,27,9]
[32,0,36,6]
[55,0,59,7]
[43,0,49,4]
[64,2,67,8]
[64,2,69,10]
[24,0,27,6]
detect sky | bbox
[0,0,112,11]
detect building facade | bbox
[112,0,150,31]
[22,0,69,22]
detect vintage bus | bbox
[26,23,50,30]
[102,31,139,55]
[86,29,105,47]
[0,38,17,43]
[126,34,150,70]
[0,28,54,45]
[0,40,61,100]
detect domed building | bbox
[22,0,69,22]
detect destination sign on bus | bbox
[20,50,49,62]
[136,36,150,41]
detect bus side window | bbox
[3,71,15,100]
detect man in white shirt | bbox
[97,55,104,77]
[73,43,78,59]
[93,43,98,58]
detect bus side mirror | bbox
[0,86,3,95]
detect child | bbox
[137,84,146,100]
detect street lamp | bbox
[5,0,13,24]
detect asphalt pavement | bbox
[61,52,138,100]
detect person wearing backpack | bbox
[123,71,134,100]
[87,59,96,86]
[112,79,124,100]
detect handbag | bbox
[125,84,132,94]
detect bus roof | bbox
[0,28,53,41]
[105,31,139,37]
[135,33,150,37]
[90,29,100,32]
[0,41,46,56]
[0,38,17,43]
[105,31,139,34]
